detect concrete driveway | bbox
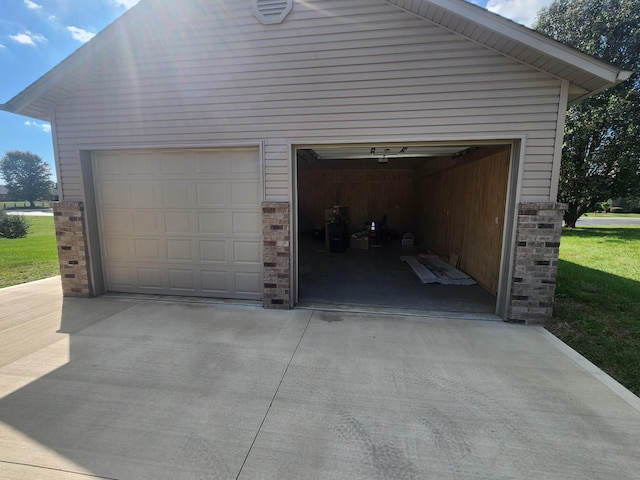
[1,278,639,479]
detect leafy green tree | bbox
[0,151,52,208]
[535,0,640,227]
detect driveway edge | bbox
[541,328,640,412]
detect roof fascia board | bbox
[2,1,139,119]
[2,62,81,120]
[388,0,623,84]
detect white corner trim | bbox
[550,80,569,201]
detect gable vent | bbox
[253,0,293,24]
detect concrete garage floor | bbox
[1,278,640,479]
[298,236,497,316]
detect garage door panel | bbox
[197,183,230,207]
[164,211,192,234]
[127,153,156,175]
[133,211,163,235]
[162,182,193,207]
[233,241,261,264]
[98,182,131,207]
[234,271,262,298]
[196,156,230,175]
[232,212,261,235]
[198,212,227,235]
[199,240,227,263]
[94,148,262,299]
[228,151,260,174]
[103,237,133,261]
[131,182,163,207]
[94,153,126,176]
[167,239,193,261]
[106,265,136,289]
[201,270,228,294]
[168,269,196,292]
[232,182,260,205]
[161,156,192,175]
[138,268,163,290]
[134,239,163,261]
[101,210,132,234]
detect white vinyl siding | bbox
[52,0,562,202]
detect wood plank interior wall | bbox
[414,146,510,295]
[297,168,415,234]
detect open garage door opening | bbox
[294,142,514,316]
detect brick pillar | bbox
[52,201,92,297]
[509,202,566,324]
[262,202,291,309]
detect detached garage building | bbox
[2,0,630,323]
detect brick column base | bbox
[509,202,566,324]
[262,202,291,309]
[52,201,92,297]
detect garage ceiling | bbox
[298,144,478,170]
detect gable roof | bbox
[1,0,632,122]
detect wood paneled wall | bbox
[297,168,415,234]
[415,147,510,295]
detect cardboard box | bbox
[350,236,369,250]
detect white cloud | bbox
[24,121,52,133]
[113,0,141,8]
[10,31,46,46]
[485,0,553,27]
[24,0,43,10]
[67,26,96,42]
[0,44,5,49]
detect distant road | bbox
[4,209,53,217]
[576,217,640,227]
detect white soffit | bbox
[253,0,293,24]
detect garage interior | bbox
[295,143,511,315]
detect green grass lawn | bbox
[549,226,640,396]
[0,216,60,289]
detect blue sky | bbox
[0,0,552,182]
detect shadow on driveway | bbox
[1,279,640,479]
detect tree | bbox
[535,0,640,227]
[0,151,52,208]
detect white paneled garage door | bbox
[93,148,262,299]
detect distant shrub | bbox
[0,211,30,239]
[610,206,625,214]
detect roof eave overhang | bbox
[568,69,634,104]
[386,0,631,99]
[1,0,139,122]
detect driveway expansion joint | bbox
[234,310,314,480]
